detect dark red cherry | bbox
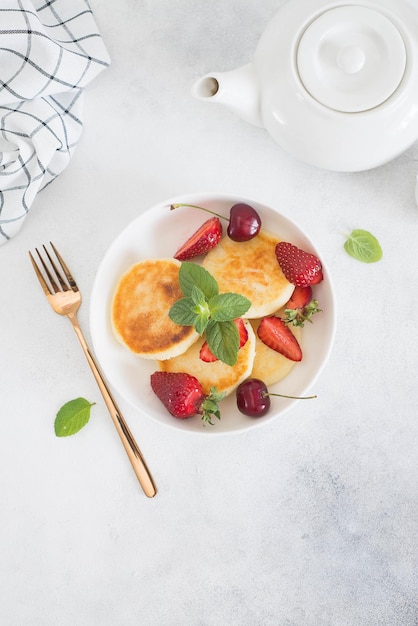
[170,202,261,243]
[227,203,261,242]
[236,378,270,417]
[236,377,317,417]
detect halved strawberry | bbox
[199,318,248,362]
[257,316,302,361]
[275,241,323,287]
[284,286,321,327]
[174,217,223,260]
[199,342,218,363]
[286,286,313,310]
[150,371,224,424]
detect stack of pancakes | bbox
[111,230,301,396]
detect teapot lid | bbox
[296,5,406,113]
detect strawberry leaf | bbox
[54,397,95,437]
[284,300,322,327]
[344,229,382,263]
[201,401,221,424]
[200,386,225,425]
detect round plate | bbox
[90,193,336,435]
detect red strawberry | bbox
[284,286,322,327]
[286,285,313,310]
[275,242,323,287]
[199,318,248,362]
[199,342,219,363]
[257,316,302,361]
[150,371,224,424]
[174,217,222,260]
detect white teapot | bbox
[192,0,418,172]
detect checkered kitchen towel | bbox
[0,0,110,245]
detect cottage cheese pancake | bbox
[202,229,294,318]
[111,258,199,359]
[158,319,256,396]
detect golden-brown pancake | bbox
[249,314,302,386]
[111,258,199,359]
[201,230,294,318]
[158,319,256,396]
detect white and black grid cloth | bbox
[0,0,110,245]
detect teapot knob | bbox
[336,46,366,75]
[296,5,406,113]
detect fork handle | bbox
[69,316,157,498]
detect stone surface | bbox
[1,1,418,624]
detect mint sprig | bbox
[169,262,251,366]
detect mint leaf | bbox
[344,229,382,263]
[179,262,218,299]
[169,290,210,334]
[190,286,210,333]
[209,292,251,321]
[169,297,201,326]
[54,397,95,437]
[194,309,210,335]
[206,320,239,366]
[190,285,206,306]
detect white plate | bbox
[90,192,336,435]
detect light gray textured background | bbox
[1,1,418,624]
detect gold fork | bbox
[29,243,157,498]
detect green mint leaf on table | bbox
[344,229,382,263]
[206,319,239,366]
[54,397,95,437]
[169,261,252,365]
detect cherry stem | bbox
[265,392,317,400]
[170,203,229,222]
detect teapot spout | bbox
[191,63,262,128]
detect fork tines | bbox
[29,243,78,294]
